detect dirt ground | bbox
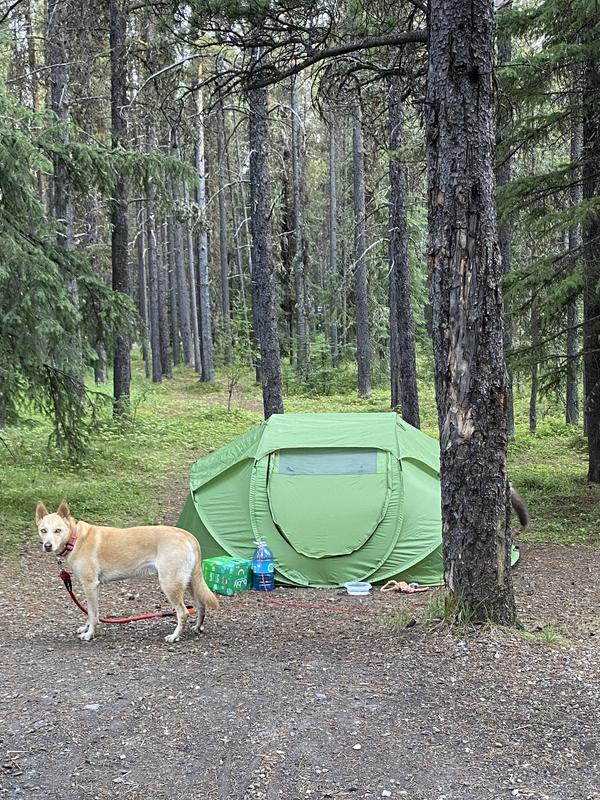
[0,538,598,800]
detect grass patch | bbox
[1,350,599,559]
[0,358,260,558]
[514,624,570,647]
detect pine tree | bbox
[427,0,516,624]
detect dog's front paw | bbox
[78,630,95,642]
[164,632,180,644]
[77,624,90,634]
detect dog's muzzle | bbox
[44,542,53,552]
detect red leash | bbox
[59,570,195,624]
[59,570,381,623]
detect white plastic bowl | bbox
[344,581,372,596]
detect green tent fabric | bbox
[177,412,518,588]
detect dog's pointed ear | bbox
[56,500,70,519]
[35,501,49,524]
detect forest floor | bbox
[0,540,598,800]
[1,360,599,799]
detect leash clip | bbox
[59,569,72,593]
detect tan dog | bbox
[35,501,218,643]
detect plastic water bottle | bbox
[252,540,275,591]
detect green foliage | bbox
[0,358,259,557]
[3,353,598,562]
[0,84,81,436]
[496,0,600,404]
[0,62,195,455]
[282,334,357,396]
[515,624,569,647]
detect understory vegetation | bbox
[2,354,598,559]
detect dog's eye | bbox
[41,528,47,534]
[55,528,62,534]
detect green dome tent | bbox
[177,412,453,587]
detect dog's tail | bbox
[191,552,219,611]
[510,485,529,528]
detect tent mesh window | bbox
[277,449,379,475]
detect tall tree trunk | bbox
[529,299,539,433]
[234,121,260,380]
[47,0,83,395]
[25,0,39,111]
[184,181,202,372]
[248,57,284,418]
[341,240,348,348]
[352,95,371,399]
[389,73,420,428]
[136,200,151,379]
[157,220,173,377]
[227,147,252,357]
[166,216,181,367]
[328,112,339,363]
[27,0,43,197]
[170,134,194,367]
[146,190,162,383]
[194,75,215,382]
[496,21,515,440]
[426,0,516,624]
[216,96,232,361]
[567,117,583,425]
[109,0,131,414]
[291,78,309,374]
[46,0,73,250]
[583,56,600,482]
[280,147,294,362]
[87,193,108,384]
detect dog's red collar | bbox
[58,523,79,557]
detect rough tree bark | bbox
[169,134,194,367]
[47,0,73,248]
[495,18,515,440]
[566,117,582,425]
[291,78,309,374]
[328,112,339,362]
[136,200,151,379]
[426,0,516,624]
[184,181,202,373]
[166,216,181,367]
[109,0,131,416]
[352,94,371,399]
[158,219,173,377]
[47,0,83,395]
[227,142,252,356]
[146,188,162,384]
[529,299,539,433]
[216,96,232,361]
[87,194,108,384]
[194,74,215,382]
[248,56,284,418]
[583,56,600,482]
[388,73,420,428]
[109,0,131,414]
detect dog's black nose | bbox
[44,542,53,552]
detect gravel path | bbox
[0,541,598,800]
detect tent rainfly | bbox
[177,412,461,588]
